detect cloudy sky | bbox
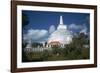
[22,10,90,43]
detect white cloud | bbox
[68,23,89,35]
[80,26,87,35]
[68,23,83,30]
[23,29,49,43]
[49,25,56,34]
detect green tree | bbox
[22,43,28,62]
[64,32,89,60]
[22,13,29,28]
[22,13,29,62]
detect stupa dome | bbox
[48,29,72,44]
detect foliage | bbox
[22,43,28,62]
[22,13,29,28]
[32,42,43,48]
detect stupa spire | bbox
[57,15,67,30]
[60,15,63,24]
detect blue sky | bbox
[22,10,90,43]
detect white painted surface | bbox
[0,0,100,73]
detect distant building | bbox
[47,41,61,48]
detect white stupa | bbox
[48,16,73,46]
